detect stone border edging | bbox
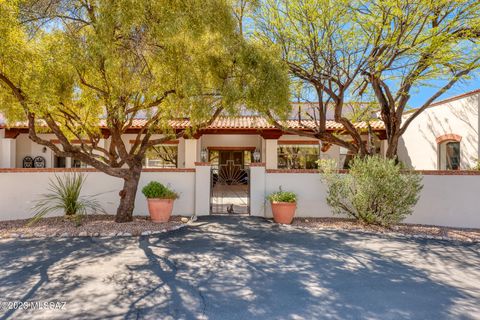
[0,223,188,240]
[271,221,479,244]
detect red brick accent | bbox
[249,162,266,167]
[141,168,195,172]
[435,134,462,144]
[51,139,83,144]
[0,168,99,173]
[194,162,211,166]
[0,168,195,173]
[428,89,480,107]
[415,170,480,175]
[266,169,319,173]
[129,139,179,144]
[266,169,480,175]
[206,146,256,151]
[278,140,319,145]
[4,129,20,139]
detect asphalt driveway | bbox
[0,216,479,320]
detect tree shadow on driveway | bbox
[0,216,479,319]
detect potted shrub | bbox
[142,182,179,223]
[267,188,297,224]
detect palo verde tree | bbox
[255,0,377,156]
[0,0,289,222]
[355,0,480,157]
[255,0,480,158]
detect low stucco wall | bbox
[263,171,480,228]
[0,168,479,228]
[0,169,195,221]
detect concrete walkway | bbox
[0,216,479,319]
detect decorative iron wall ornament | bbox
[33,156,46,168]
[22,156,34,168]
[210,160,250,214]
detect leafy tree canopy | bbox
[0,0,290,221]
[255,0,480,157]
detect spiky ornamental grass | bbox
[30,173,105,226]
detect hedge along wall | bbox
[0,168,196,220]
[263,169,480,228]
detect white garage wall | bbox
[262,171,480,228]
[0,170,195,221]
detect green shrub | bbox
[267,187,297,203]
[142,181,178,199]
[318,156,423,227]
[30,173,104,226]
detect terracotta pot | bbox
[271,201,296,224]
[147,198,175,223]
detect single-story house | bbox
[0,111,386,171]
[1,90,480,224]
[1,89,479,171]
[398,89,480,170]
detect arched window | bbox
[438,141,461,170]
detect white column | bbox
[66,157,72,168]
[194,163,211,216]
[250,163,266,217]
[265,139,278,169]
[184,139,198,169]
[1,138,16,168]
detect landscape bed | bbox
[291,217,480,242]
[1,215,479,242]
[0,214,187,238]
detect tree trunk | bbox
[115,165,142,223]
[385,133,400,159]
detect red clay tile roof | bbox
[1,116,385,131]
[119,117,385,130]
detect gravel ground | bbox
[292,217,480,242]
[0,214,187,238]
[1,214,478,242]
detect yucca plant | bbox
[29,173,105,226]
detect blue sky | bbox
[408,76,479,108]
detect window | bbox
[144,145,178,168]
[277,145,319,169]
[72,159,87,168]
[54,156,66,168]
[439,141,460,170]
[208,150,252,168]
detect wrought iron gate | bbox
[210,161,250,214]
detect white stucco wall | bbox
[200,134,262,149]
[0,170,195,221]
[262,172,480,228]
[2,132,347,169]
[398,93,480,170]
[15,134,55,168]
[264,172,333,218]
[0,168,479,228]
